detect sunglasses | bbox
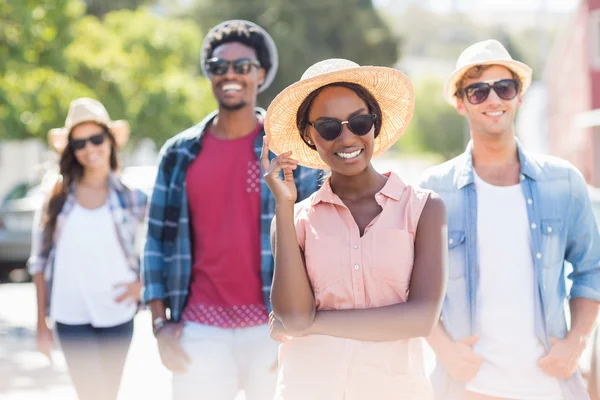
[309,114,377,141]
[461,79,519,105]
[70,132,107,151]
[205,57,261,76]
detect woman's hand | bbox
[36,322,55,360]
[114,280,142,303]
[261,136,298,205]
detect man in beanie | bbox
[420,39,600,400]
[141,20,319,400]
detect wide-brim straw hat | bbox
[200,19,279,94]
[48,97,130,153]
[265,59,415,169]
[443,39,533,106]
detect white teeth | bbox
[336,149,362,159]
[485,111,504,117]
[222,83,242,92]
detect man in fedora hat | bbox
[419,39,600,400]
[141,20,319,400]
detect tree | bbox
[65,9,216,145]
[0,2,216,146]
[84,0,156,18]
[0,0,83,74]
[0,0,89,140]
[185,0,401,106]
[396,76,466,159]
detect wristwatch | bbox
[152,316,168,337]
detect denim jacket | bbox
[418,141,600,400]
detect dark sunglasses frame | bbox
[460,79,520,105]
[70,131,107,151]
[309,114,377,141]
[205,57,261,76]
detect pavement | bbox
[0,283,438,400]
[0,283,171,400]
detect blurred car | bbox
[0,181,45,263]
[0,166,157,272]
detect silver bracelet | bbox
[152,316,168,337]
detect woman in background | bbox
[29,98,147,400]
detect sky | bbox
[373,0,581,14]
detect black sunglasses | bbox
[70,132,107,151]
[461,79,519,105]
[309,114,377,141]
[205,57,261,76]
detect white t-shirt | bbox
[465,171,563,399]
[50,203,137,327]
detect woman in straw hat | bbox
[261,59,448,399]
[27,98,147,400]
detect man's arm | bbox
[141,149,171,314]
[539,167,600,379]
[565,167,600,304]
[141,148,191,373]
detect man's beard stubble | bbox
[218,100,247,111]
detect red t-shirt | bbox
[181,123,268,328]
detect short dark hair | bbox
[296,82,383,150]
[203,21,272,76]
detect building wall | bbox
[546,1,596,183]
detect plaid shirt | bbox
[142,109,321,322]
[27,173,148,311]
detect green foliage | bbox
[0,1,216,146]
[186,0,401,107]
[396,76,466,160]
[66,10,216,145]
[84,0,156,18]
[0,0,85,73]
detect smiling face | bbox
[456,65,523,140]
[208,42,265,112]
[305,86,376,176]
[69,121,114,174]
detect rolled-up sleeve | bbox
[566,168,600,302]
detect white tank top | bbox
[50,203,137,327]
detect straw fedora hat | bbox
[200,19,279,94]
[48,98,130,153]
[265,59,414,169]
[443,39,533,106]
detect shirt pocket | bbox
[448,230,466,279]
[304,236,343,291]
[372,229,414,283]
[540,218,563,268]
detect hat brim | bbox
[265,67,415,169]
[48,120,130,153]
[200,20,279,94]
[443,59,533,106]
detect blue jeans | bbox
[55,320,134,400]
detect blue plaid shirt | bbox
[142,108,321,322]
